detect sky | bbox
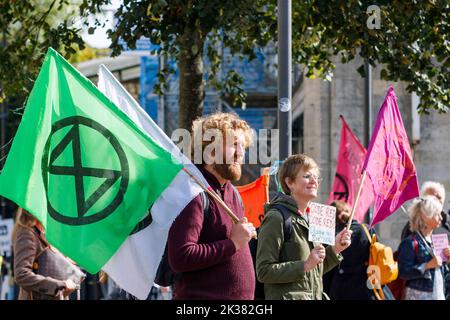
[80,0,121,49]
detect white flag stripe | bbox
[98,65,207,299]
[151,170,203,228]
[102,222,168,299]
[97,65,205,172]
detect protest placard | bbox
[308,202,336,245]
[432,234,449,262]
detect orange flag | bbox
[236,169,270,228]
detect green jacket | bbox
[256,193,343,300]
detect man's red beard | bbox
[213,162,242,181]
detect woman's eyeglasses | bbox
[302,174,323,183]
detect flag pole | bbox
[183,168,240,224]
[346,170,367,230]
[263,167,270,204]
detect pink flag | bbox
[363,87,420,227]
[327,116,374,223]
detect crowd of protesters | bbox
[1,112,449,300]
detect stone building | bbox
[293,55,450,249]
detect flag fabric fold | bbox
[327,116,374,223]
[362,87,420,227]
[0,48,183,275]
[98,65,208,299]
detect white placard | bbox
[308,202,336,245]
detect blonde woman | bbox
[398,196,450,300]
[12,208,77,300]
[401,181,449,241]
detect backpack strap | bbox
[413,232,435,257]
[361,224,386,301]
[412,234,419,256]
[200,191,211,221]
[361,223,373,265]
[271,204,293,243]
[361,223,374,243]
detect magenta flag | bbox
[327,116,374,223]
[363,87,420,227]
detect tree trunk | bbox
[178,28,205,131]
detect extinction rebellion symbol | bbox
[333,173,349,202]
[42,116,129,226]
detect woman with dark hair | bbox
[12,208,77,300]
[323,200,394,300]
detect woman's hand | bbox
[426,256,442,270]
[62,279,77,296]
[304,245,326,272]
[333,229,353,254]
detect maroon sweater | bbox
[167,166,255,300]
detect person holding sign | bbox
[256,154,352,300]
[398,181,450,299]
[398,196,450,300]
[12,208,79,300]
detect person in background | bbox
[323,200,394,300]
[400,181,450,299]
[12,208,77,300]
[398,196,450,300]
[401,181,450,242]
[79,272,103,300]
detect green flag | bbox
[0,48,183,273]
